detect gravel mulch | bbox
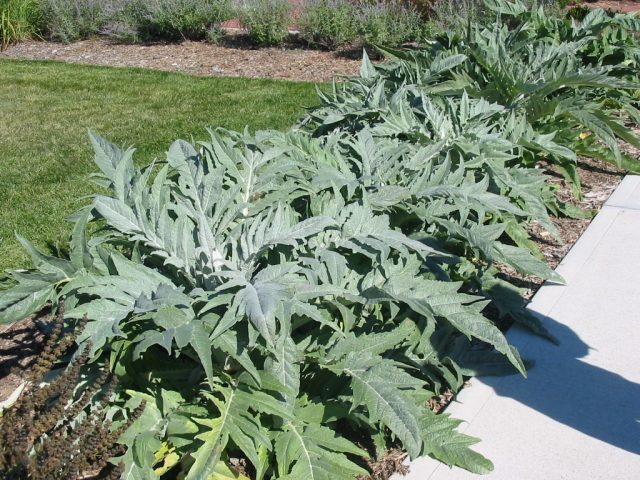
[0,38,362,82]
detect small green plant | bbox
[298,0,360,50]
[206,24,226,44]
[566,3,590,20]
[134,0,234,41]
[239,0,291,46]
[0,0,41,50]
[358,0,423,47]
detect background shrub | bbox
[133,0,234,41]
[424,0,492,33]
[358,0,422,47]
[39,0,109,42]
[566,3,590,21]
[298,0,360,50]
[36,0,235,43]
[238,0,291,46]
[423,0,569,36]
[0,0,42,50]
[543,0,573,17]
[98,1,140,42]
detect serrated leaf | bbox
[420,409,494,474]
[276,421,367,480]
[360,49,377,79]
[239,282,278,346]
[94,196,141,233]
[339,354,424,458]
[326,321,413,361]
[191,320,215,389]
[265,333,300,410]
[16,234,75,278]
[445,309,527,377]
[494,243,565,284]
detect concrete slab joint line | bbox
[393,175,640,480]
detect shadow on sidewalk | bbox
[490,314,640,455]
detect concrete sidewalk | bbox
[396,175,640,480]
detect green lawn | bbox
[0,59,320,272]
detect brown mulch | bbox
[507,156,626,300]
[579,0,640,13]
[0,37,362,82]
[538,157,626,269]
[360,449,410,480]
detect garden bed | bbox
[1,2,640,479]
[3,1,640,83]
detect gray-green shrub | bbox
[39,0,109,42]
[424,0,567,37]
[298,0,360,50]
[133,0,234,41]
[425,0,493,34]
[37,0,234,43]
[99,1,140,42]
[238,0,291,46]
[358,0,422,48]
